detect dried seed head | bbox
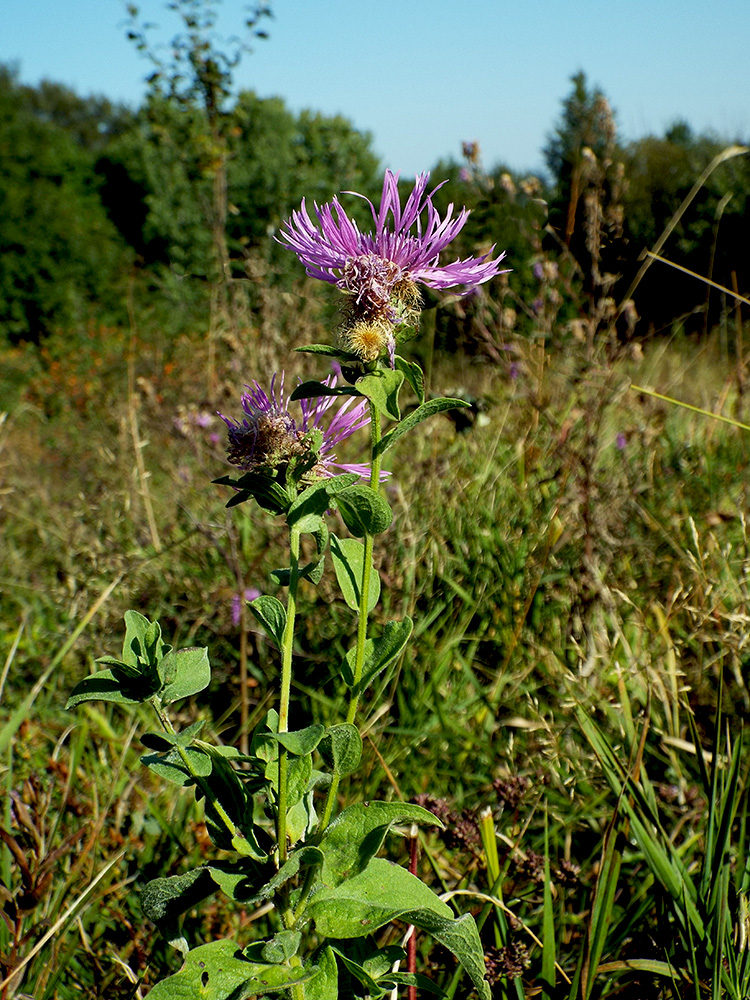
[339,319,394,362]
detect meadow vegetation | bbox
[2,15,750,998]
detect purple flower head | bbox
[219,372,384,482]
[279,169,508,363]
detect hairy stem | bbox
[278,524,301,865]
[152,702,241,846]
[307,402,383,859]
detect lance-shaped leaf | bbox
[144,939,316,1000]
[394,355,425,404]
[310,865,489,1000]
[305,946,339,1000]
[307,858,452,937]
[141,746,212,785]
[66,667,160,708]
[294,343,361,364]
[141,719,206,752]
[317,801,442,886]
[249,596,287,647]
[141,868,217,927]
[342,618,413,691]
[209,846,325,906]
[291,380,361,401]
[376,397,471,456]
[287,474,360,526]
[330,535,380,613]
[266,724,325,756]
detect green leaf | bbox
[330,535,380,613]
[66,667,159,708]
[144,940,315,1000]
[215,469,295,515]
[210,846,324,906]
[141,868,217,925]
[249,596,287,647]
[287,753,313,807]
[206,858,270,902]
[141,719,206,751]
[319,724,362,775]
[317,801,442,886]
[380,972,446,995]
[356,369,404,420]
[305,946,339,1000]
[122,609,169,669]
[403,909,490,1000]
[261,930,302,964]
[343,618,413,692]
[394,355,425,404]
[307,856,453,936]
[287,474,360,527]
[271,557,326,587]
[268,724,325,756]
[94,654,142,677]
[291,380,361,401]
[331,948,387,997]
[141,746,212,785]
[376,397,471,456]
[294,344,361,364]
[335,485,393,538]
[158,647,211,704]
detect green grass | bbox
[3,314,750,998]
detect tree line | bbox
[0,61,747,346]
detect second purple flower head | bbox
[220,373,382,483]
[279,169,508,365]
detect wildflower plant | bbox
[67,171,505,998]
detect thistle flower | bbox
[219,373,380,481]
[279,169,508,363]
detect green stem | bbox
[153,701,240,845]
[278,524,301,865]
[302,402,383,891]
[346,402,382,718]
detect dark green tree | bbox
[544,71,618,248]
[125,0,273,359]
[621,123,750,335]
[0,66,131,342]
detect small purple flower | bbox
[231,587,262,627]
[532,261,544,281]
[219,373,383,481]
[279,170,508,363]
[616,432,627,451]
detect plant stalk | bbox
[318,403,382,832]
[278,524,301,865]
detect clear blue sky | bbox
[4,0,749,177]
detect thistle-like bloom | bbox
[219,373,379,480]
[279,169,508,362]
